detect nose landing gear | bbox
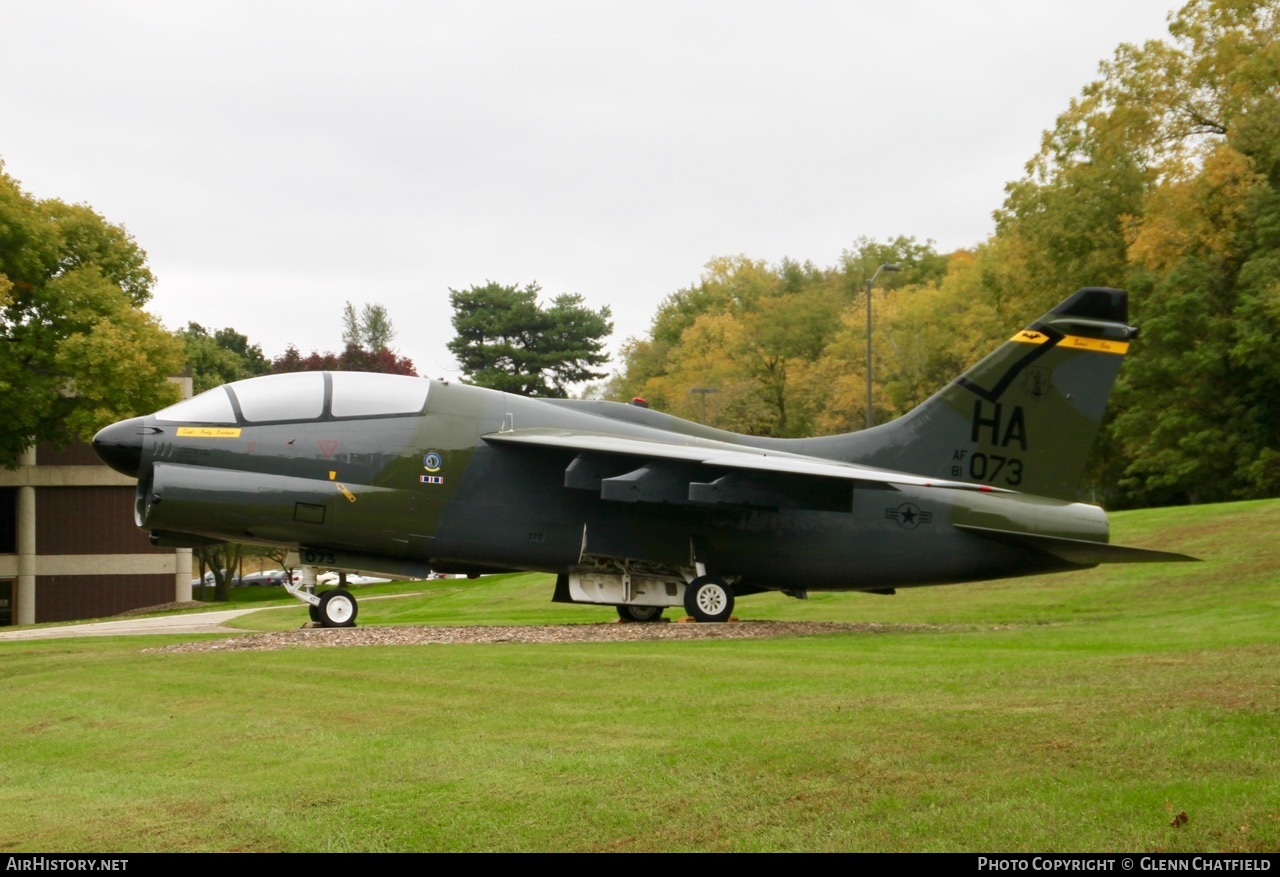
[317,589,358,627]
[286,566,359,628]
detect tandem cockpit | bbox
[152,371,434,426]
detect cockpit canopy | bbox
[154,372,431,425]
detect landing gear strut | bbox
[284,566,359,628]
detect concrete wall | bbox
[0,443,192,625]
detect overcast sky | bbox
[3,0,1181,383]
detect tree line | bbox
[607,0,1280,508]
[3,0,1275,512]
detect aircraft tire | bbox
[683,576,734,623]
[318,589,358,628]
[616,604,665,623]
[308,603,320,623]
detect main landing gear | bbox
[560,560,740,623]
[616,604,665,623]
[683,575,734,623]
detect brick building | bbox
[0,424,192,627]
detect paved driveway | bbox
[0,608,264,641]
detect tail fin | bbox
[850,288,1136,501]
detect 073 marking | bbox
[952,451,1023,487]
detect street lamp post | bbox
[689,387,719,423]
[865,262,900,429]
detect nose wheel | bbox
[282,565,359,628]
[317,589,358,628]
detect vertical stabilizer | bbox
[847,288,1136,501]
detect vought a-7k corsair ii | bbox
[94,288,1194,627]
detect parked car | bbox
[315,571,393,585]
[239,570,287,587]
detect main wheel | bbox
[318,589,358,628]
[616,604,665,623]
[683,576,734,623]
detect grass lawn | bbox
[0,499,1276,852]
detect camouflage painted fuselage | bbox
[93,288,1192,605]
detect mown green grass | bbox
[1,500,1276,852]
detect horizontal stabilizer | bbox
[955,524,1200,565]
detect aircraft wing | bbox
[483,427,1008,497]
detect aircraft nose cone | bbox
[92,417,148,477]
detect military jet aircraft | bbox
[93,287,1194,627]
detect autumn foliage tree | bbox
[610,0,1280,508]
[0,162,182,466]
[272,300,416,376]
[613,239,953,436]
[177,323,271,393]
[271,344,417,375]
[992,0,1280,505]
